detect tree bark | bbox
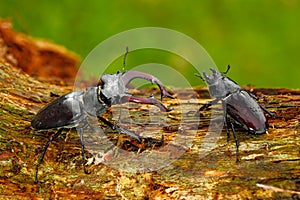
[0,63,299,199]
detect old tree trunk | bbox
[0,20,299,200]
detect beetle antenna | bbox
[223,64,231,74]
[122,46,129,72]
[195,73,205,81]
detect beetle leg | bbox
[121,71,174,101]
[196,98,220,116]
[35,129,63,184]
[259,104,275,118]
[221,100,230,142]
[98,116,164,144]
[98,116,142,142]
[246,91,275,117]
[120,95,171,112]
[246,91,259,100]
[78,126,90,175]
[229,122,240,162]
[199,98,220,111]
[142,134,164,146]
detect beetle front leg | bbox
[121,95,171,112]
[121,71,174,100]
[196,98,220,116]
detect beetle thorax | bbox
[222,76,241,94]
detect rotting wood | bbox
[0,63,299,199]
[0,18,79,82]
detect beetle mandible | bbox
[196,65,274,161]
[32,68,173,183]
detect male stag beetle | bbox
[32,68,173,183]
[196,65,274,161]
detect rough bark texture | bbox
[0,63,299,199]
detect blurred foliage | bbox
[0,0,299,88]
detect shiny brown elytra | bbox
[196,65,274,161]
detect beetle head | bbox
[202,68,227,97]
[200,68,240,98]
[99,72,128,104]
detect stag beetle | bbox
[31,70,173,183]
[196,65,274,161]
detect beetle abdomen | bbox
[225,91,267,134]
[31,91,85,130]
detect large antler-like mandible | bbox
[121,71,174,101]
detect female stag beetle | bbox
[196,65,274,161]
[31,70,173,183]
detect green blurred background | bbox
[1,0,299,88]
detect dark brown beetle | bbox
[196,65,274,161]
